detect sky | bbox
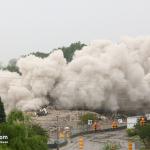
[0,0,150,64]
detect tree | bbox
[135,122,150,148]
[3,58,19,73]
[60,42,86,62]
[26,52,49,58]
[0,110,48,150]
[126,128,137,137]
[0,97,6,123]
[2,42,86,73]
[80,113,97,124]
[25,42,86,62]
[7,109,26,124]
[0,61,3,69]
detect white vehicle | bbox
[127,116,140,129]
[145,114,150,120]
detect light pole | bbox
[56,115,59,150]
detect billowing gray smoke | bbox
[1,36,150,112]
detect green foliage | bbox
[2,42,86,73]
[135,123,150,148]
[3,65,19,73]
[28,42,85,62]
[0,97,6,123]
[25,135,48,150]
[60,42,86,62]
[27,52,49,58]
[0,110,48,150]
[31,124,48,137]
[7,109,25,124]
[102,142,120,150]
[80,113,97,124]
[0,145,12,150]
[3,59,19,73]
[127,129,137,137]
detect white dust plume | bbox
[1,36,150,112]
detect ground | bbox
[32,109,100,139]
[30,109,143,149]
[60,130,129,150]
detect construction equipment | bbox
[36,108,48,116]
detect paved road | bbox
[60,130,129,150]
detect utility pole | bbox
[56,115,59,150]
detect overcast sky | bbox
[0,0,150,64]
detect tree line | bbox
[0,41,86,73]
